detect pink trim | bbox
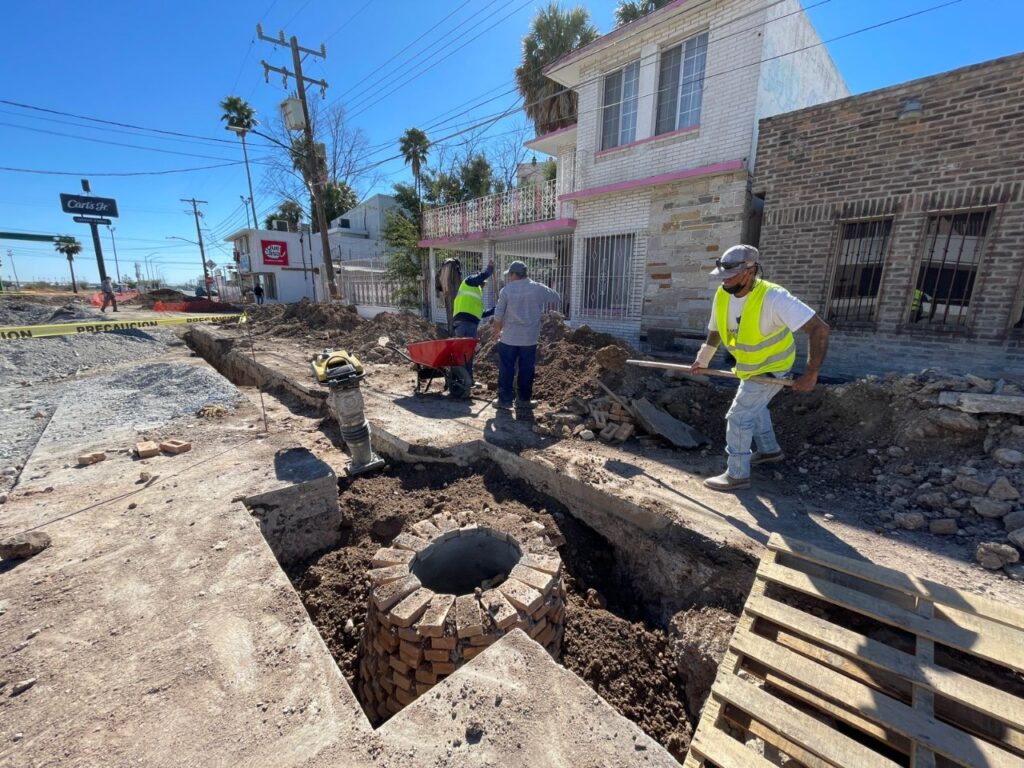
[594,124,700,157]
[543,0,693,76]
[418,218,577,248]
[524,124,577,149]
[559,159,745,202]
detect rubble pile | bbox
[124,289,189,308]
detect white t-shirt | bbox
[708,283,815,336]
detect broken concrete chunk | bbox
[1008,528,1024,550]
[0,531,52,560]
[953,474,990,496]
[631,397,709,449]
[1003,510,1024,531]
[159,439,192,455]
[988,476,1020,501]
[135,441,160,459]
[894,512,925,530]
[77,451,106,466]
[926,409,981,433]
[971,498,1012,519]
[929,518,958,535]
[938,390,1024,416]
[976,542,1020,570]
[993,448,1024,467]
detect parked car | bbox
[194,286,219,298]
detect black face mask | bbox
[722,281,745,295]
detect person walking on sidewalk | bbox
[100,276,118,313]
[451,260,495,386]
[691,244,829,492]
[492,260,560,411]
[253,283,265,305]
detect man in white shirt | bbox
[691,244,830,491]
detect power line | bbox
[324,0,377,43]
[0,161,249,177]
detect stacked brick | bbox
[357,513,565,723]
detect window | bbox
[655,31,709,135]
[911,209,992,326]
[601,61,640,150]
[582,234,634,316]
[826,219,892,322]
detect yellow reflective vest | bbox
[452,280,484,319]
[714,280,796,379]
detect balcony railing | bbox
[422,177,560,240]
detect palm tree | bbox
[398,128,429,206]
[613,0,673,26]
[53,236,82,294]
[515,2,599,135]
[220,95,259,230]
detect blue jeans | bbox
[452,317,480,379]
[725,375,786,479]
[497,342,537,405]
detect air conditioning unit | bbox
[337,218,351,229]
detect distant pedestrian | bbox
[451,260,495,386]
[100,276,118,313]
[253,283,265,305]
[492,260,560,411]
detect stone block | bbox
[77,451,106,466]
[498,578,544,614]
[455,594,483,638]
[159,439,191,455]
[373,574,421,612]
[411,519,440,539]
[509,564,555,595]
[480,588,518,631]
[391,533,430,552]
[371,548,415,567]
[135,441,160,459]
[431,513,458,532]
[415,594,455,637]
[519,552,562,575]
[369,564,410,585]
[391,588,433,628]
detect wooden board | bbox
[685,534,1024,768]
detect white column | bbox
[635,42,659,141]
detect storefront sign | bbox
[261,239,289,266]
[60,193,119,218]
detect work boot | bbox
[751,450,784,465]
[703,472,751,492]
[515,400,539,409]
[494,401,513,411]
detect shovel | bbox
[626,359,793,387]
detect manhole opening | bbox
[410,531,521,595]
[287,460,749,762]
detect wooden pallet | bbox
[685,533,1024,768]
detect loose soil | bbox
[292,460,734,761]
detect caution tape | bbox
[0,314,241,340]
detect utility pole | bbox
[107,225,122,284]
[240,195,253,229]
[181,198,211,292]
[257,24,341,302]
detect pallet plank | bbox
[721,707,838,768]
[713,674,901,768]
[732,631,1022,768]
[768,534,1024,631]
[689,727,777,768]
[747,594,1024,729]
[758,560,1024,673]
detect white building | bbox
[329,194,400,263]
[420,0,847,349]
[225,228,326,304]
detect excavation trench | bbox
[185,327,757,761]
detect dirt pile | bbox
[293,460,731,761]
[246,298,362,338]
[125,289,188,308]
[473,312,638,404]
[346,311,439,361]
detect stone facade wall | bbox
[754,53,1024,379]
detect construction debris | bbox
[77,451,106,466]
[631,398,709,449]
[160,439,192,455]
[0,531,51,560]
[135,441,160,459]
[938,390,1024,416]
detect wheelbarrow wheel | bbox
[447,366,472,399]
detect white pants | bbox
[725,375,786,479]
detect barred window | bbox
[826,219,892,322]
[655,31,709,135]
[601,61,640,150]
[582,234,634,316]
[911,209,992,326]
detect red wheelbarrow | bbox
[379,336,477,399]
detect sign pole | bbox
[88,221,107,282]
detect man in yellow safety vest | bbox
[691,245,830,492]
[451,260,495,384]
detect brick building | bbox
[419,0,846,344]
[754,52,1024,378]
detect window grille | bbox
[826,218,892,322]
[655,31,709,135]
[581,234,635,317]
[912,209,992,326]
[601,61,640,150]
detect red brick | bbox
[424,648,450,662]
[498,579,543,613]
[414,593,454,637]
[372,574,421,612]
[371,548,415,568]
[134,441,159,459]
[390,587,433,628]
[395,687,414,706]
[414,668,437,685]
[455,594,483,638]
[393,673,413,692]
[480,588,518,631]
[431,635,457,650]
[432,661,456,675]
[159,439,191,455]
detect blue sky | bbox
[0,0,1020,286]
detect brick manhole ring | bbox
[358,512,565,722]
